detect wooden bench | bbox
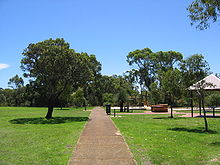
[151,104,168,112]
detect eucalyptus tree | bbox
[161,69,182,118]
[180,54,210,88]
[8,75,25,106]
[0,94,6,105]
[24,83,36,106]
[188,0,220,30]
[21,38,97,119]
[153,51,183,72]
[127,48,156,91]
[127,48,183,91]
[71,87,86,107]
[8,75,24,89]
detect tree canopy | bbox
[21,38,100,118]
[8,75,24,89]
[127,48,183,91]
[188,0,220,29]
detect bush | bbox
[103,93,114,105]
[71,88,86,107]
[206,93,220,107]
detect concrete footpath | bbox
[69,107,136,165]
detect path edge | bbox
[109,113,137,165]
[67,107,94,165]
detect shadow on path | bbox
[9,117,89,124]
[168,127,217,134]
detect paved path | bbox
[69,107,136,165]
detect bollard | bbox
[114,109,115,117]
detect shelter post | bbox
[213,107,215,117]
[190,91,193,117]
[199,97,202,116]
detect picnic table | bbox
[151,104,168,112]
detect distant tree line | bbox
[0,39,219,118]
[0,38,137,118]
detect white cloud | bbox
[0,63,10,70]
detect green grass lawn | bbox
[112,114,220,165]
[0,106,92,165]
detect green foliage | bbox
[161,69,182,101]
[71,88,86,107]
[180,54,210,88]
[127,48,183,91]
[85,74,135,106]
[127,48,155,90]
[8,75,24,89]
[0,89,14,106]
[7,75,25,106]
[21,38,93,102]
[103,93,114,105]
[188,0,220,29]
[206,92,220,107]
[154,51,183,72]
[126,48,211,107]
[20,38,100,117]
[148,82,163,104]
[0,94,6,105]
[116,87,128,104]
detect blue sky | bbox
[0,0,220,88]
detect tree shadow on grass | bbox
[168,127,217,134]
[195,115,220,118]
[153,117,187,120]
[210,142,220,146]
[9,117,89,124]
[54,108,70,110]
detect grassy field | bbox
[0,106,92,165]
[112,114,220,165]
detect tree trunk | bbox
[201,97,208,131]
[127,103,130,112]
[45,106,54,119]
[170,103,173,118]
[199,97,202,116]
[30,98,33,107]
[213,107,215,117]
[120,102,123,112]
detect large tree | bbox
[8,75,24,89]
[21,38,97,119]
[188,0,220,29]
[8,75,25,106]
[127,48,183,91]
[127,48,155,91]
[85,74,135,106]
[161,69,182,118]
[180,54,210,88]
[153,51,183,72]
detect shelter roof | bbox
[188,74,220,91]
